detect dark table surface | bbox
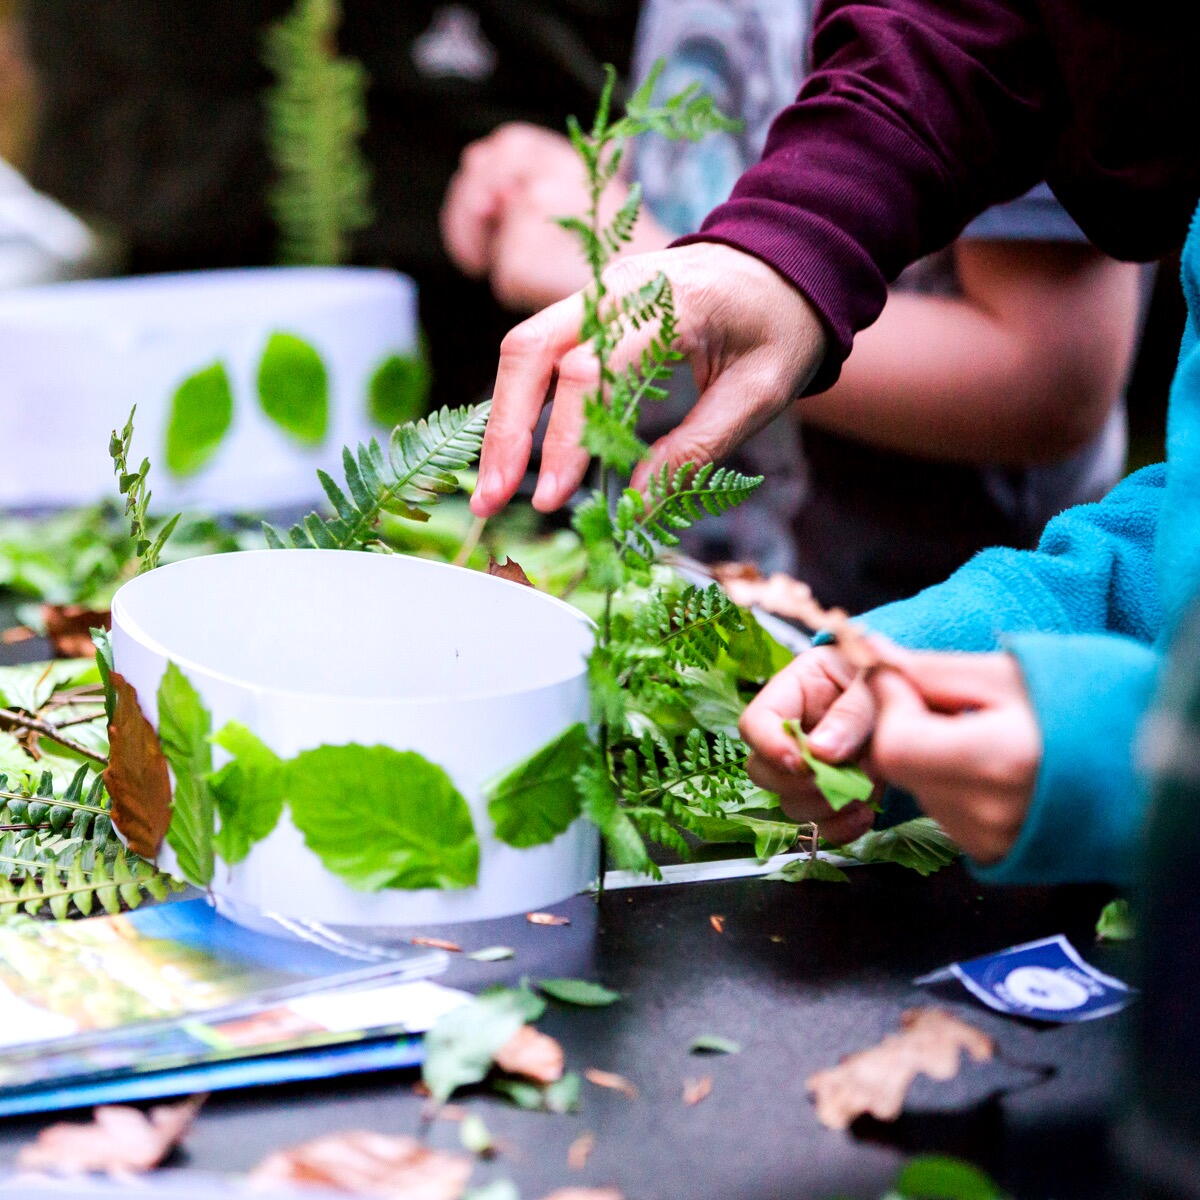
[0,624,1131,1199]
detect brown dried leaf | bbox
[487,556,533,588]
[806,1007,995,1130]
[411,936,463,952]
[583,1068,638,1099]
[495,1025,564,1084]
[103,671,173,859]
[682,1076,713,1106]
[248,1131,472,1199]
[527,912,570,926]
[43,604,112,660]
[567,1132,596,1170]
[541,1191,624,1200]
[708,914,725,934]
[18,1096,203,1175]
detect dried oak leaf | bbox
[103,671,173,859]
[541,1191,624,1200]
[567,1132,596,1170]
[18,1096,203,1175]
[583,1068,638,1099]
[806,1007,995,1131]
[495,1025,564,1084]
[248,1131,472,1200]
[411,936,463,952]
[527,912,570,926]
[487,556,533,588]
[682,1076,713,1106]
[43,604,112,660]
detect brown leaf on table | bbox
[567,1132,596,1170]
[709,914,726,934]
[682,1076,713,1106]
[713,566,880,671]
[18,1096,203,1175]
[43,604,112,659]
[410,936,463,952]
[584,1068,638,1099]
[495,1025,564,1084]
[248,1131,472,1199]
[806,1007,995,1131]
[527,911,570,926]
[541,1191,624,1200]
[103,671,173,859]
[487,556,533,588]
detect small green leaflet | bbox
[493,1071,580,1114]
[157,662,216,886]
[1096,897,1134,942]
[782,720,874,811]
[766,856,850,884]
[537,977,621,1007]
[458,1112,493,1156]
[287,744,479,891]
[256,331,329,446]
[165,362,234,477]
[485,723,589,849]
[689,1035,741,1055]
[468,946,515,962]
[368,350,431,427]
[480,981,545,1023]
[92,629,117,724]
[843,818,958,877]
[209,722,285,864]
[421,988,532,1103]
[886,1155,1008,1199]
[464,1182,520,1200]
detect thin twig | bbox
[453,515,487,567]
[0,709,107,766]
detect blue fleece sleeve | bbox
[969,632,1160,887]
[861,464,1167,651]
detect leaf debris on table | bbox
[459,1113,495,1157]
[682,1076,713,1106]
[494,1025,565,1084]
[18,1096,203,1175]
[412,936,464,952]
[689,1035,741,1055]
[583,1068,638,1099]
[469,946,516,962]
[709,914,726,934]
[249,1130,472,1199]
[567,1132,596,1170]
[527,911,571,926]
[806,1007,995,1131]
[537,978,621,1007]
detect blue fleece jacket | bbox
[860,204,1200,887]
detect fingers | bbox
[471,293,586,517]
[806,674,878,761]
[440,160,503,279]
[871,644,1024,712]
[746,751,875,840]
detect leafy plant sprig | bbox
[108,407,181,576]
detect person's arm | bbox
[799,241,1142,464]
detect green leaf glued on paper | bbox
[287,744,479,890]
[536,977,621,1007]
[257,332,329,446]
[157,662,216,886]
[368,350,431,427]
[783,719,874,812]
[485,723,589,849]
[766,855,850,884]
[165,362,234,477]
[210,722,286,864]
[844,818,958,877]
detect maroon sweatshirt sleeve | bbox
[675,0,1053,392]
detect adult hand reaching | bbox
[470,242,827,516]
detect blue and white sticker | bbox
[914,934,1135,1022]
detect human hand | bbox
[739,645,881,844]
[867,648,1040,864]
[470,242,826,516]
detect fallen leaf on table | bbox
[583,1068,638,1099]
[689,1035,741,1056]
[43,604,111,659]
[18,1096,203,1175]
[527,911,570,926]
[682,1076,713,1106]
[537,978,621,1007]
[487,556,533,587]
[567,1132,596,1171]
[540,1189,623,1200]
[103,671,173,859]
[495,1025,564,1084]
[412,936,463,952]
[248,1131,472,1199]
[468,946,516,962]
[709,914,726,934]
[458,1113,495,1157]
[806,1007,995,1131]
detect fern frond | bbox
[108,406,180,573]
[265,401,491,549]
[574,750,656,877]
[632,584,745,672]
[624,806,690,859]
[0,767,113,842]
[581,398,647,473]
[617,730,755,817]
